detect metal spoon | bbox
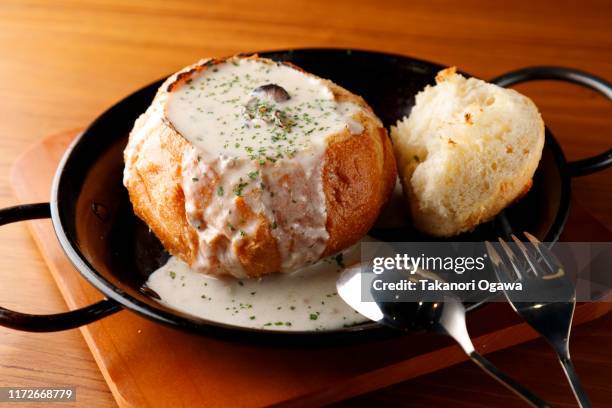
[336,264,549,408]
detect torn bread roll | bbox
[391,67,544,236]
[124,55,396,278]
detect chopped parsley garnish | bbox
[233,181,248,196]
[216,186,224,196]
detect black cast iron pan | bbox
[0,49,610,345]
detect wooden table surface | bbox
[0,1,610,407]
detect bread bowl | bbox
[124,55,396,279]
[391,67,545,237]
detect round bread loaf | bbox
[124,55,396,278]
[391,67,544,237]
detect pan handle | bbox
[0,203,122,332]
[491,66,612,177]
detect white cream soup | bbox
[163,57,368,277]
[146,239,369,331]
[166,58,362,157]
[130,57,376,331]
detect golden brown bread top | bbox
[124,55,396,277]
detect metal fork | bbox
[485,232,592,408]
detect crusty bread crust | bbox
[124,116,199,263]
[323,112,397,256]
[124,56,396,277]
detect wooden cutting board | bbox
[9,130,612,408]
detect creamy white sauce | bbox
[166,59,361,157]
[146,239,370,331]
[162,57,368,277]
[125,57,380,327]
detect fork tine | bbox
[496,238,523,280]
[485,241,516,283]
[485,241,501,264]
[524,232,565,280]
[510,234,547,277]
[524,232,563,273]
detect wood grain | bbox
[0,0,610,407]
[8,130,611,407]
